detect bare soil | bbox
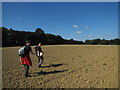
[2,45,119,88]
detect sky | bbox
[2,2,118,41]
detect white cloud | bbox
[56,31,60,33]
[17,17,22,21]
[56,31,59,32]
[88,35,92,37]
[72,25,79,28]
[84,26,89,29]
[75,31,82,34]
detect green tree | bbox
[35,28,47,44]
[2,27,8,46]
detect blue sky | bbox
[2,2,118,41]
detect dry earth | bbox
[2,45,119,88]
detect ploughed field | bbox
[2,45,119,88]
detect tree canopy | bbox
[1,27,120,47]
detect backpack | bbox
[18,46,25,56]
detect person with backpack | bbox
[19,40,34,77]
[34,42,44,68]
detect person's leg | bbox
[24,64,27,77]
[38,56,41,68]
[24,64,29,77]
[26,64,29,76]
[39,56,44,66]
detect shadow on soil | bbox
[41,63,64,68]
[35,69,68,75]
[33,63,68,76]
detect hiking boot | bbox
[24,75,32,78]
[38,65,42,68]
[27,75,32,77]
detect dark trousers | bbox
[38,56,44,67]
[23,64,29,77]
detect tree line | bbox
[1,27,84,47]
[85,38,120,45]
[1,27,120,47]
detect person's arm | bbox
[37,51,40,56]
[20,56,22,62]
[33,47,36,55]
[41,47,44,54]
